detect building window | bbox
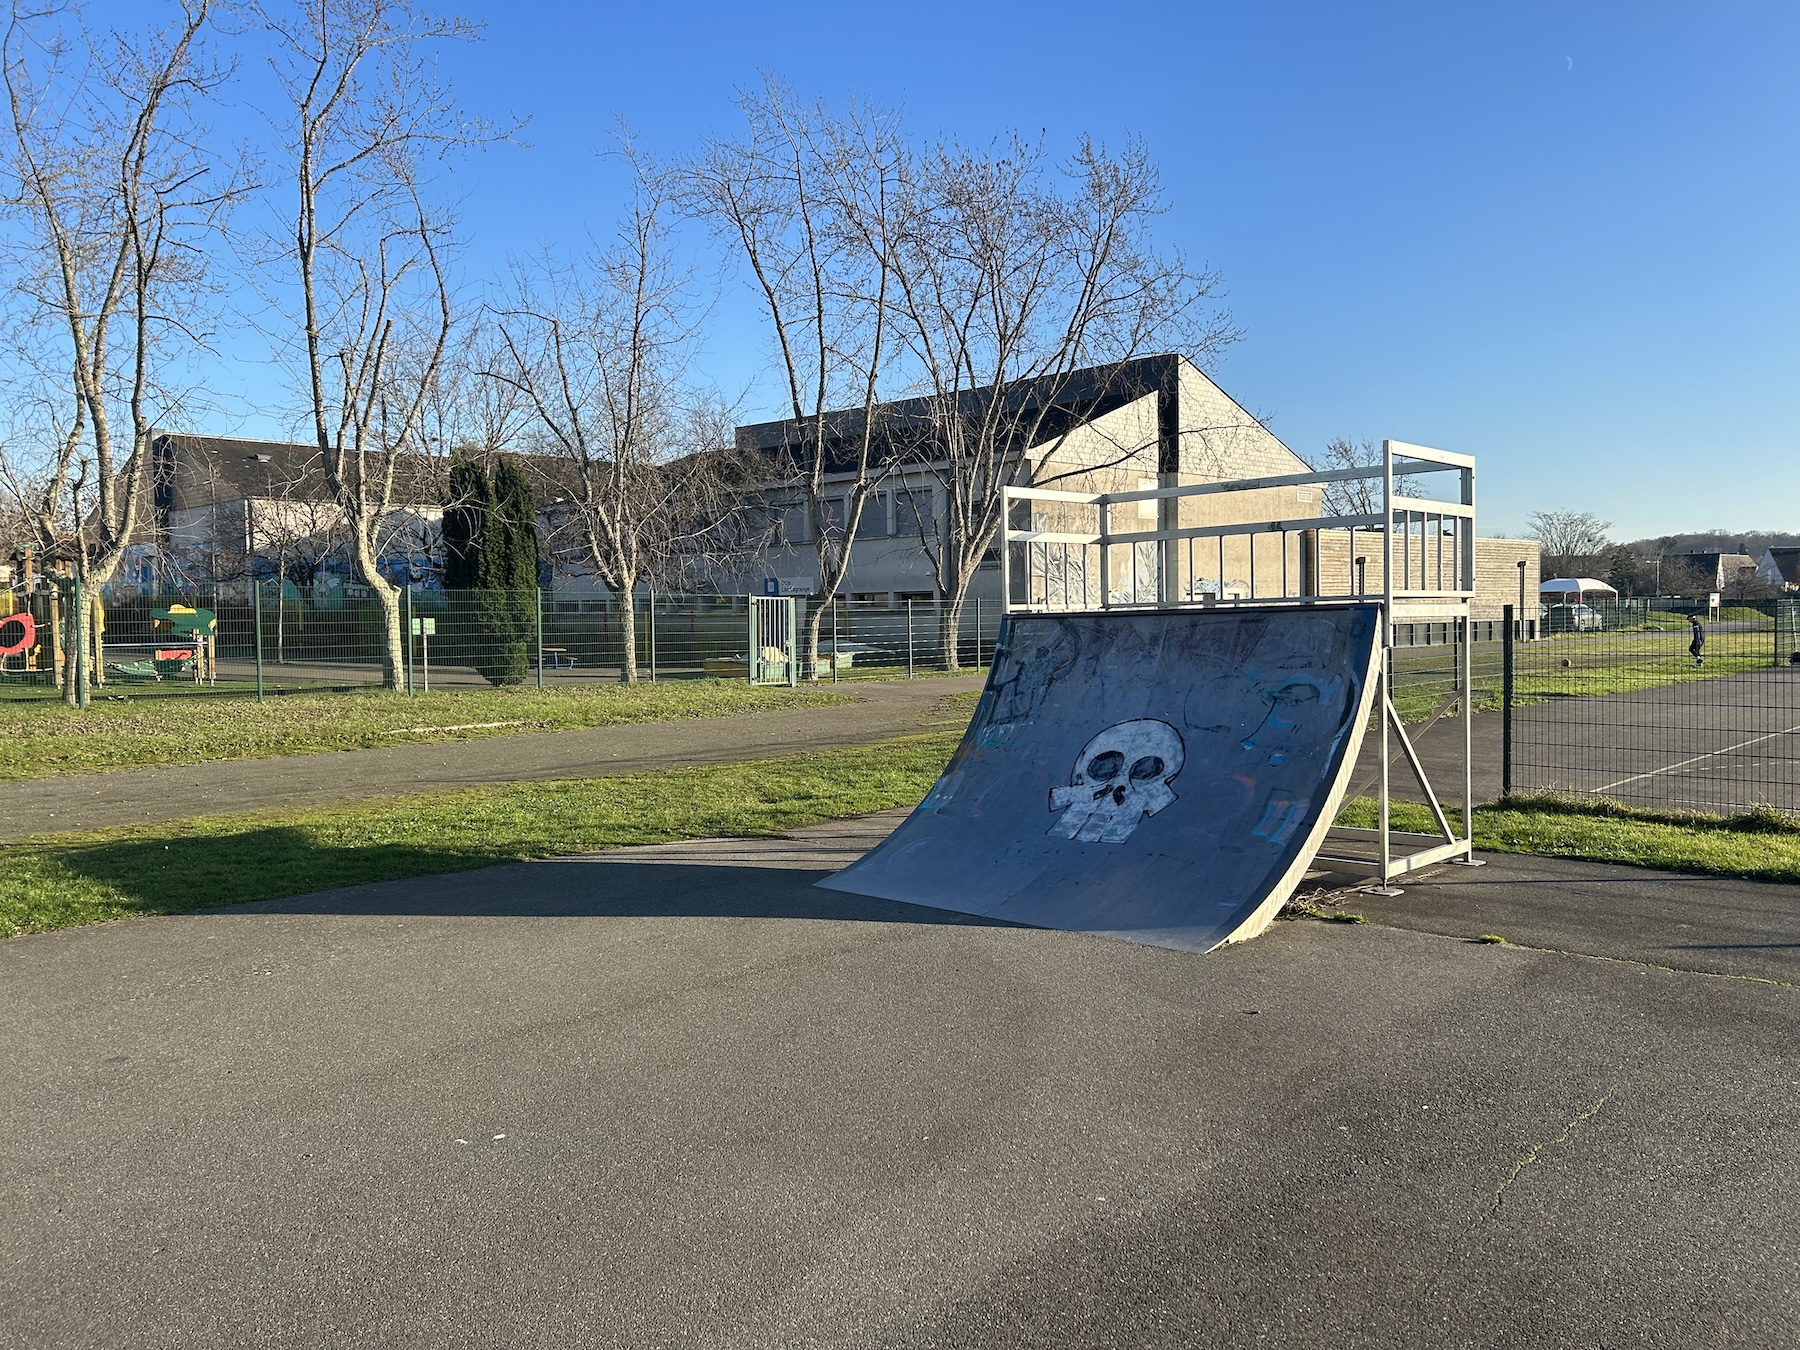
[780,502,811,545]
[854,492,889,539]
[818,496,848,540]
[894,487,934,540]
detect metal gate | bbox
[748,595,798,686]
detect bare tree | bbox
[0,465,26,558]
[490,148,744,681]
[1317,437,1422,517]
[689,79,905,676]
[257,0,502,688]
[2,0,240,701]
[1527,509,1612,580]
[882,133,1232,667]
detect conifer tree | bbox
[442,461,489,591]
[469,457,537,684]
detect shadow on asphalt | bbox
[233,856,1031,930]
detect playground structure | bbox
[822,441,1480,950]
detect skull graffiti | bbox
[1048,718,1186,843]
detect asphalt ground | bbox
[5,813,1797,1348]
[0,676,985,839]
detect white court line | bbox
[1593,722,1800,794]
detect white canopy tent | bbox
[1539,577,1617,600]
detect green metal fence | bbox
[1500,599,1799,815]
[0,583,1011,701]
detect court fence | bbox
[8,581,1799,819]
[0,583,1011,702]
[1499,598,1800,817]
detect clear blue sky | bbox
[165,1,1800,540]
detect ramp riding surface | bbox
[820,605,1381,951]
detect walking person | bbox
[1688,613,1706,668]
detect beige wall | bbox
[1473,538,1540,620]
[1314,533,1538,618]
[1176,363,1311,480]
[1030,392,1161,482]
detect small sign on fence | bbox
[410,617,436,636]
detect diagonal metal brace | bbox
[1384,689,1458,844]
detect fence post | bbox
[403,585,414,697]
[976,596,984,668]
[1501,603,1514,798]
[72,572,88,710]
[253,580,265,703]
[649,587,658,683]
[536,588,545,689]
[907,599,915,678]
[831,600,839,684]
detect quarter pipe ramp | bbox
[819,605,1383,952]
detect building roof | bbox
[1759,547,1800,586]
[151,434,580,512]
[735,353,1205,477]
[1667,549,1756,568]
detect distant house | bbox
[1663,550,1757,591]
[103,433,447,597]
[1757,547,1800,591]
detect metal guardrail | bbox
[1001,439,1476,627]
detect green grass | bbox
[1335,792,1800,884]
[1614,610,1694,632]
[1,732,963,938]
[1510,651,1772,702]
[1719,606,1775,625]
[0,681,856,782]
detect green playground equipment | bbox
[107,604,219,683]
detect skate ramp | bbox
[818,605,1382,952]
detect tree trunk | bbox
[619,592,638,684]
[803,600,828,680]
[379,587,404,691]
[63,582,80,706]
[938,592,967,674]
[936,548,980,673]
[88,592,106,688]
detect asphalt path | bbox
[0,676,985,839]
[5,814,1797,1348]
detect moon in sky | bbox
[1566,56,1574,71]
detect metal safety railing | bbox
[1001,439,1476,629]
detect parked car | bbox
[1541,603,1604,633]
